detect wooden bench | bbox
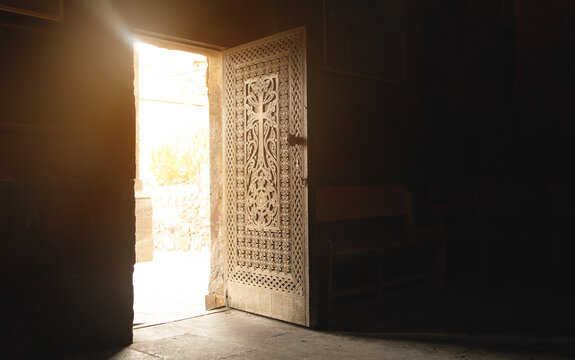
[316,186,445,309]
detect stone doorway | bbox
[133,35,224,327]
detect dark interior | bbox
[1,0,574,358]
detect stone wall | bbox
[135,194,154,262]
[150,182,210,252]
[207,52,225,299]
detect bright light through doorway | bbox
[133,40,211,327]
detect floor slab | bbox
[55,290,575,360]
[125,310,575,360]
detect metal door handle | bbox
[286,134,306,146]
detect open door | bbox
[223,27,309,326]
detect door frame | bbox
[131,27,314,327]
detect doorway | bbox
[132,27,309,328]
[133,37,218,327]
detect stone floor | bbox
[54,271,575,360]
[54,305,574,360]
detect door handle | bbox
[286,134,306,146]
[288,136,308,186]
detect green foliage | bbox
[151,127,209,186]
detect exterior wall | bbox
[135,195,153,262]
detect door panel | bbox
[223,27,309,326]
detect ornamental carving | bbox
[224,28,307,295]
[244,75,280,229]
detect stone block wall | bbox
[135,194,153,262]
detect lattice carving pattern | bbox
[224,29,306,294]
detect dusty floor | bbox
[55,305,574,360]
[55,272,575,360]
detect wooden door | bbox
[223,27,309,326]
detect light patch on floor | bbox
[133,250,210,327]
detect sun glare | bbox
[135,41,209,188]
[133,40,211,326]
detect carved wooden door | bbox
[223,27,309,326]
